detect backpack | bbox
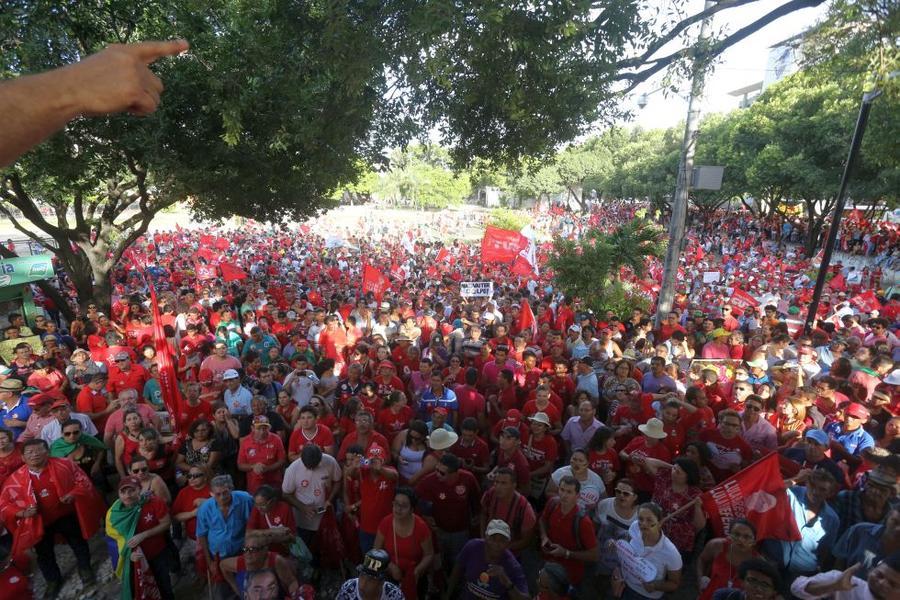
[543,495,587,550]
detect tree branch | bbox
[614,0,828,94]
[0,173,67,238]
[0,204,54,247]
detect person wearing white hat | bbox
[619,418,671,501]
[445,519,529,600]
[223,368,253,416]
[522,412,558,499]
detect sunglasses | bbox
[187,473,205,479]
[131,467,149,474]
[63,430,81,437]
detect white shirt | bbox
[791,571,874,600]
[40,413,98,444]
[618,521,683,600]
[282,453,341,531]
[551,466,605,512]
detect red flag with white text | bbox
[729,288,760,311]
[700,453,800,541]
[481,226,528,263]
[517,299,538,343]
[850,290,880,313]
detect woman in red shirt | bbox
[377,391,413,444]
[586,426,620,486]
[247,484,297,556]
[0,429,22,488]
[373,487,434,600]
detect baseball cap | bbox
[845,403,870,420]
[252,415,271,428]
[118,475,142,491]
[114,351,130,361]
[366,445,386,460]
[222,369,240,380]
[485,519,512,539]
[358,549,391,580]
[804,429,829,446]
[50,398,70,410]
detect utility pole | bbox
[654,0,715,328]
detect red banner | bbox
[362,264,391,300]
[195,263,217,281]
[510,254,536,277]
[435,247,449,263]
[700,453,800,541]
[729,288,760,311]
[220,262,248,282]
[828,273,847,291]
[850,290,880,313]
[517,299,538,343]
[149,286,184,433]
[196,248,220,263]
[481,226,528,263]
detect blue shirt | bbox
[834,426,874,457]
[769,486,840,575]
[0,396,32,440]
[224,385,254,416]
[833,522,884,579]
[420,387,458,416]
[195,490,253,558]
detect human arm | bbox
[127,513,171,549]
[219,556,241,596]
[695,538,722,590]
[791,565,862,600]
[0,40,189,168]
[114,434,128,477]
[414,528,435,580]
[643,568,682,595]
[274,555,299,595]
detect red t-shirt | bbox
[248,500,296,555]
[76,386,111,431]
[454,385,486,422]
[107,363,149,397]
[359,468,398,534]
[520,401,562,427]
[337,431,390,462]
[622,436,672,493]
[449,437,491,470]
[494,448,531,490]
[415,469,481,532]
[238,433,286,493]
[377,514,432,600]
[135,496,170,559]
[549,376,576,406]
[681,406,716,439]
[376,407,414,443]
[288,424,335,457]
[587,448,620,480]
[171,484,211,539]
[177,401,212,432]
[540,499,597,584]
[521,434,559,472]
[662,421,686,456]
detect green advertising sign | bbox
[0,255,54,287]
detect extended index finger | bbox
[128,39,190,64]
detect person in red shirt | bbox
[538,475,598,586]
[553,298,575,333]
[488,369,520,423]
[550,361,576,408]
[519,350,544,393]
[318,316,349,371]
[237,416,286,494]
[373,361,406,402]
[453,368,486,432]
[679,386,716,443]
[373,487,434,600]
[288,406,336,461]
[414,453,481,569]
[656,312,686,343]
[522,386,563,434]
[489,427,531,496]
[449,418,491,480]
[107,351,149,397]
[610,391,655,450]
[377,391,414,444]
[76,372,117,432]
[699,409,753,482]
[337,410,390,462]
[347,445,399,554]
[619,418,673,499]
[660,400,687,456]
[247,484,297,556]
[112,475,174,599]
[521,412,558,493]
[176,382,213,432]
[172,465,211,542]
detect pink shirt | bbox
[103,404,160,440]
[741,416,777,454]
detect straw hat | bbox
[637,418,668,439]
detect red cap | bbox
[378,360,395,371]
[504,409,522,422]
[433,407,449,416]
[366,445,386,460]
[845,402,870,420]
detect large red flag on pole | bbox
[481,226,528,263]
[148,285,184,433]
[220,262,248,282]
[700,453,800,541]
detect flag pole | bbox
[660,497,700,525]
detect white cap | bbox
[222,369,240,380]
[485,519,511,539]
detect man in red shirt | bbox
[454,368,486,432]
[538,475,597,586]
[107,351,149,397]
[238,416,287,494]
[521,412,558,494]
[699,409,753,481]
[113,475,174,599]
[288,405,336,461]
[656,312,686,343]
[490,427,531,496]
[550,360,576,408]
[449,418,491,480]
[415,453,481,570]
[172,465,211,541]
[76,372,117,432]
[348,445,398,554]
[521,386,563,434]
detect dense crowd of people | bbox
[0,201,897,600]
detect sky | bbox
[624,0,831,130]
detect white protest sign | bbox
[460,281,494,297]
[615,540,658,583]
[703,271,721,283]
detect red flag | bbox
[199,234,215,246]
[390,263,406,281]
[219,262,248,282]
[195,263,217,281]
[435,247,449,263]
[828,273,847,291]
[214,237,230,251]
[481,226,528,263]
[149,286,184,433]
[362,264,391,300]
[700,453,800,541]
[729,288,760,311]
[510,254,536,276]
[196,248,220,263]
[517,299,538,343]
[850,290,880,313]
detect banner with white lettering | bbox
[460,281,494,297]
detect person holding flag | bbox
[106,475,174,599]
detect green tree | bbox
[487,208,531,232]
[690,112,748,222]
[377,145,470,209]
[547,218,665,314]
[610,127,681,217]
[554,141,613,211]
